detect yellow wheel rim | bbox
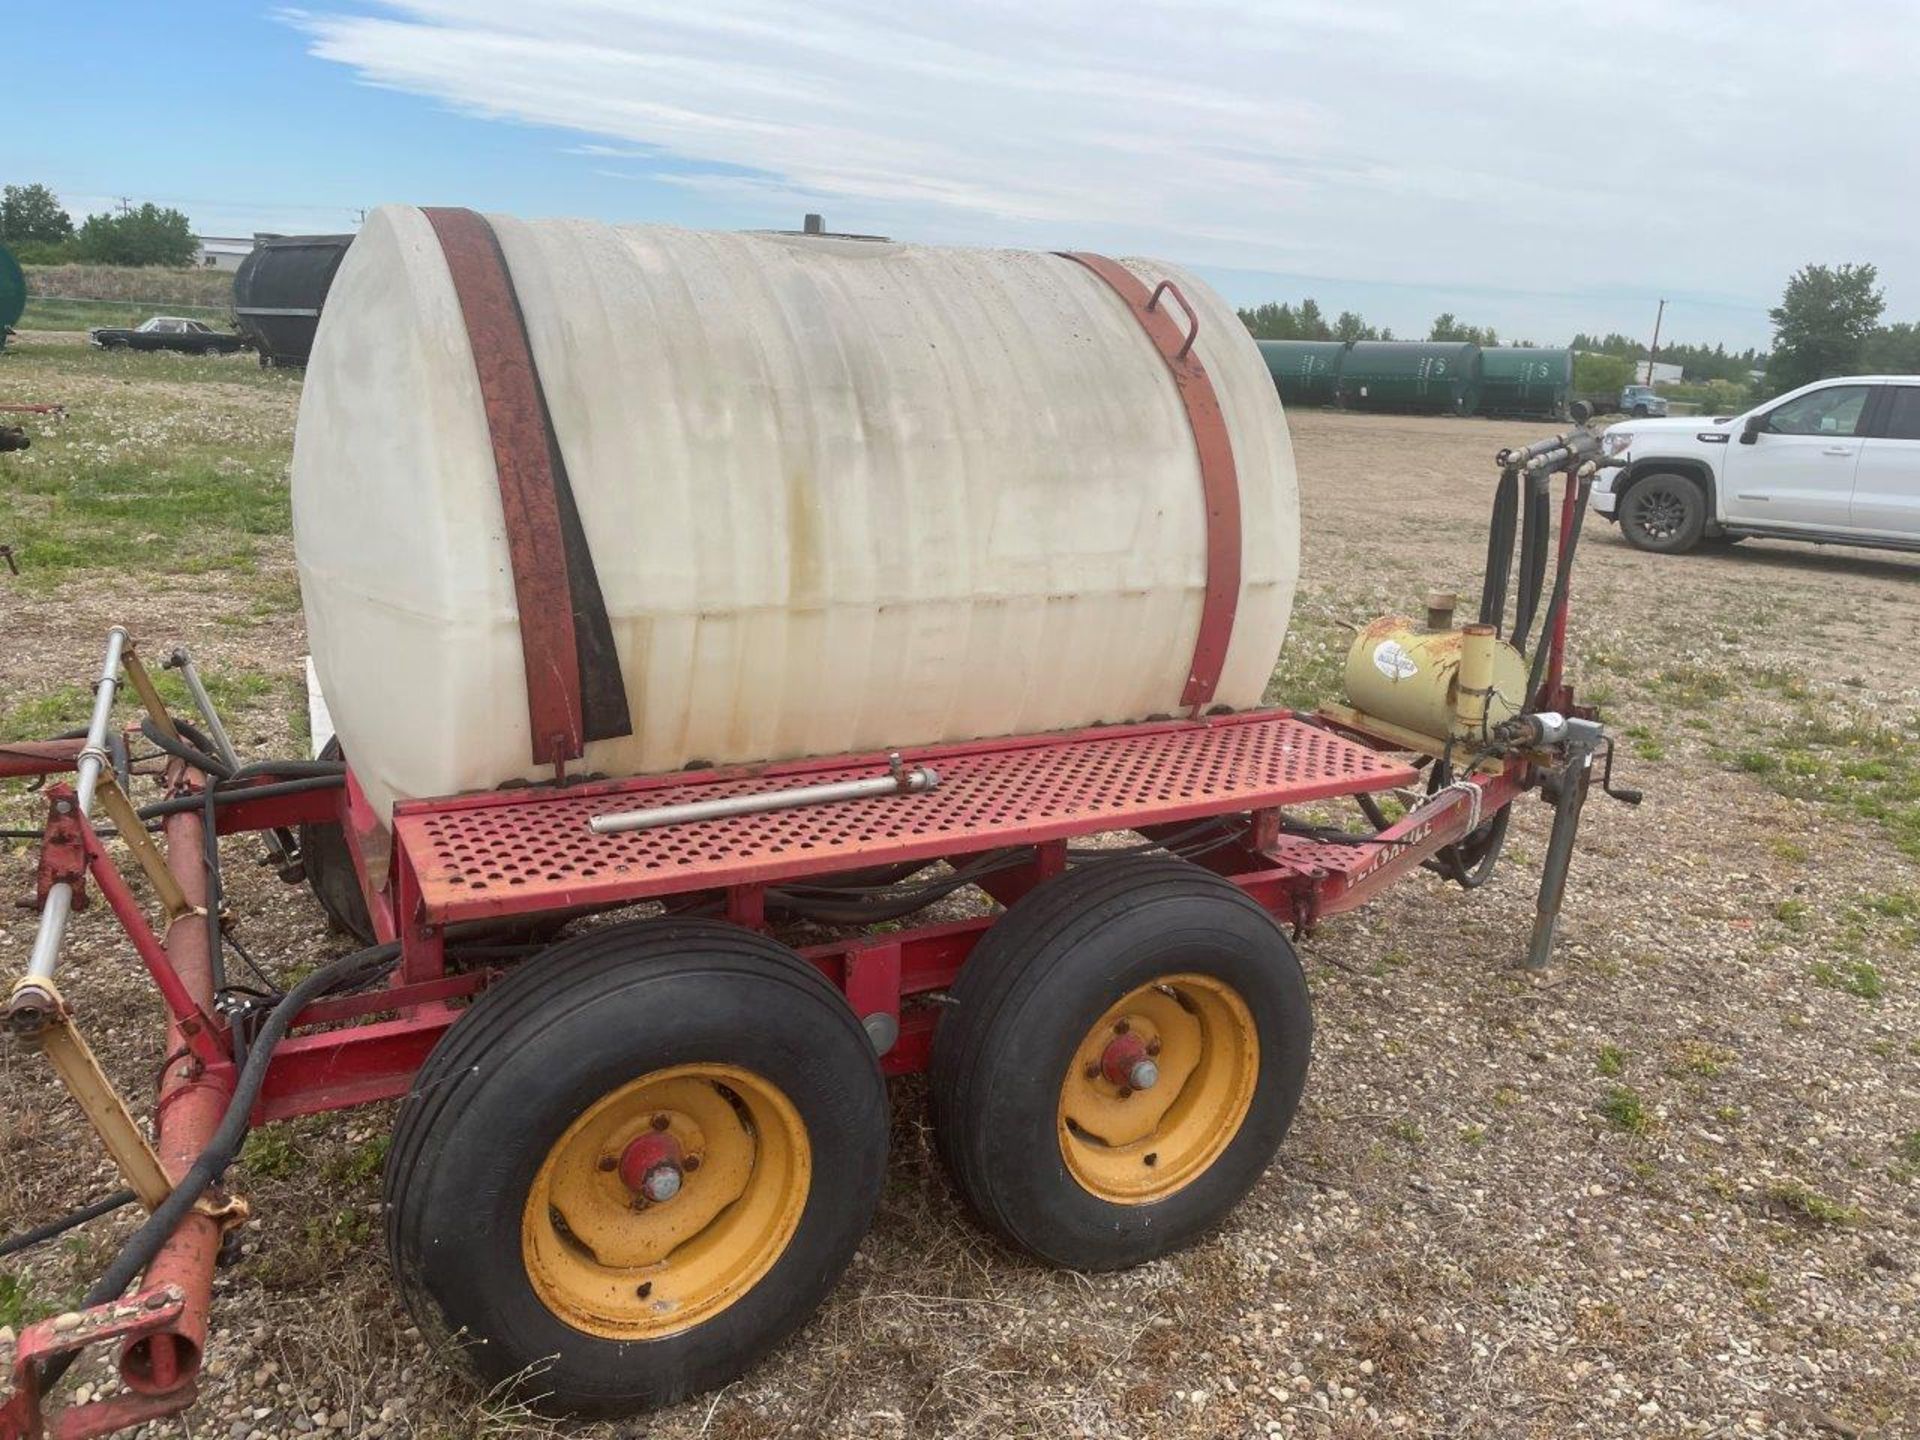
[1057,974,1258,1204]
[521,1064,810,1340]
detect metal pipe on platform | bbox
[588,754,941,836]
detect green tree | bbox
[1430,313,1498,346]
[1765,262,1884,390]
[1333,310,1376,343]
[1573,352,1633,395]
[1863,320,1920,373]
[70,203,197,267]
[1,183,73,246]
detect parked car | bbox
[1619,384,1668,418]
[87,316,245,355]
[1592,375,1920,555]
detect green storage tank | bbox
[1256,339,1347,406]
[1479,347,1572,418]
[0,244,25,341]
[1336,341,1481,415]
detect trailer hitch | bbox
[1491,712,1639,970]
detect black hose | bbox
[224,759,345,784]
[36,938,401,1393]
[1478,466,1519,634]
[0,1189,137,1260]
[1513,475,1551,648]
[82,946,398,1299]
[138,717,231,781]
[136,774,343,821]
[1523,478,1591,708]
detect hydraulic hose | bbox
[1478,466,1520,634]
[0,1189,137,1260]
[1513,475,1551,649]
[1523,478,1592,708]
[136,773,344,821]
[37,940,401,1392]
[138,717,231,781]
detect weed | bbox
[1765,1180,1857,1226]
[1811,959,1885,1000]
[1460,1124,1487,1147]
[1599,1086,1653,1135]
[1768,838,1809,863]
[1596,1044,1625,1078]
[1390,1118,1423,1145]
[0,1273,53,1329]
[1773,899,1811,930]
[323,1133,392,1189]
[242,1125,305,1179]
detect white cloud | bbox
[293,1,1920,345]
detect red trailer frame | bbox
[3,456,1619,1440]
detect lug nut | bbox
[1084,1062,1100,1080]
[683,1155,701,1173]
[1116,1086,1132,1100]
[1146,1037,1162,1057]
[1113,1019,1130,1035]
[597,1156,617,1172]
[651,1113,671,1132]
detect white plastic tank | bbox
[293,206,1300,822]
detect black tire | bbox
[1620,472,1707,554]
[930,857,1312,1271]
[298,737,375,942]
[1631,403,1651,417]
[384,919,887,1415]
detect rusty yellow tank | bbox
[1343,615,1529,744]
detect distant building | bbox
[193,235,254,271]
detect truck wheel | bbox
[385,919,887,1415]
[930,857,1311,1271]
[1620,474,1707,554]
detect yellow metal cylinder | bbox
[1343,616,1529,744]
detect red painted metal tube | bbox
[0,736,85,778]
[117,803,230,1398]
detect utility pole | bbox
[1645,298,1666,385]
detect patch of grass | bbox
[1811,958,1885,1000]
[0,683,92,743]
[0,343,295,583]
[1764,1180,1857,1227]
[1773,898,1812,931]
[1675,1040,1731,1078]
[1651,663,1738,709]
[0,1273,55,1329]
[1459,1124,1487,1147]
[1768,838,1809,863]
[1899,1132,1920,1165]
[1599,1085,1653,1135]
[1595,1044,1625,1078]
[322,1132,392,1190]
[1734,750,1778,775]
[241,1125,306,1179]
[1390,1118,1423,1145]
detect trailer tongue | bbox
[3,418,1635,1435]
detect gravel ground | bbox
[2,382,1916,1439]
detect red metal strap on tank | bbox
[1058,252,1241,712]
[423,207,610,766]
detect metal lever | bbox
[588,751,941,836]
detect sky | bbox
[9,1,1917,353]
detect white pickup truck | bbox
[1591,375,1920,555]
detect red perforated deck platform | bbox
[392,712,1417,924]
